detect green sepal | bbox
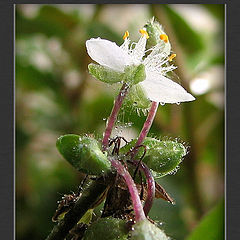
[88,63,125,84]
[124,64,146,85]
[125,84,151,110]
[78,209,94,225]
[56,134,111,176]
[120,137,187,176]
[130,219,168,240]
[88,63,146,86]
[82,217,128,240]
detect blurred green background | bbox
[15,4,224,240]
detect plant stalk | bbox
[131,101,159,158]
[45,173,113,240]
[102,83,129,151]
[132,160,155,216]
[110,158,146,222]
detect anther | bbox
[123,31,129,40]
[139,29,149,39]
[168,53,176,62]
[160,34,169,43]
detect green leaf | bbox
[16,5,79,38]
[203,4,224,22]
[56,134,111,175]
[16,59,58,90]
[186,199,224,240]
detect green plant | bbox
[46,18,194,240]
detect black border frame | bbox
[1,0,239,239]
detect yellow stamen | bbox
[160,34,169,43]
[168,53,176,62]
[139,29,149,39]
[123,31,129,40]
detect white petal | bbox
[86,38,132,72]
[139,71,195,103]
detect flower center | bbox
[139,29,149,39]
[160,34,169,43]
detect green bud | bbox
[88,63,125,84]
[124,64,146,85]
[125,84,151,110]
[82,217,128,240]
[131,219,168,240]
[144,17,171,55]
[56,134,111,176]
[120,137,187,176]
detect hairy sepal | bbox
[121,137,187,176]
[124,64,146,86]
[82,217,128,240]
[56,134,111,176]
[88,63,146,87]
[125,84,151,110]
[88,63,125,84]
[131,219,168,240]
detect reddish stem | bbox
[131,101,159,158]
[132,160,155,216]
[110,158,146,222]
[102,83,129,151]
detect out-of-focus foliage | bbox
[186,199,224,240]
[16,4,224,240]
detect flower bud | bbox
[121,137,187,176]
[56,134,111,176]
[82,217,128,240]
[88,63,125,84]
[144,18,171,55]
[131,219,168,240]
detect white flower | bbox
[86,29,195,104]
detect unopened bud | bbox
[131,219,168,240]
[56,134,111,176]
[82,217,128,240]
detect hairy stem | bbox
[110,158,146,222]
[131,101,159,158]
[102,83,129,151]
[45,174,113,240]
